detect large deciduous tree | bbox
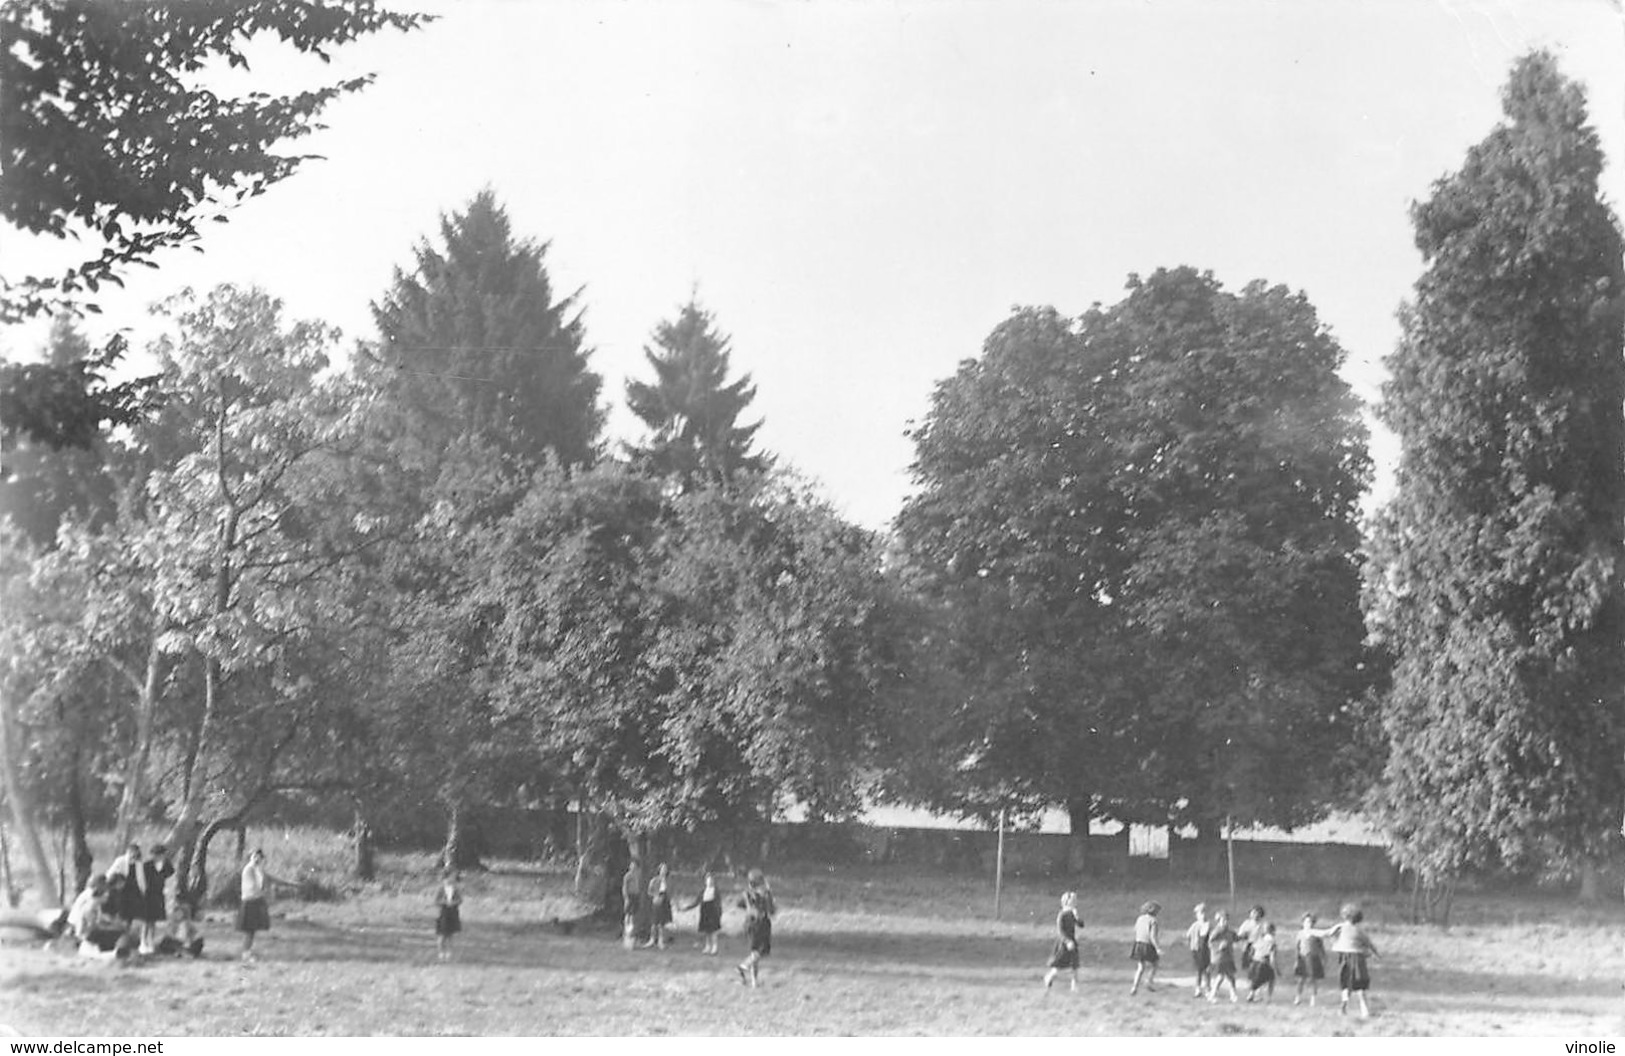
[1364,51,1625,907]
[898,269,1371,846]
[625,298,770,489]
[0,0,427,321]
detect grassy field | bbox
[2,829,1622,1036]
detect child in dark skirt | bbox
[1325,903,1379,1018]
[694,872,723,956]
[1042,891,1083,991]
[236,848,281,963]
[645,862,673,949]
[1246,922,1277,1002]
[434,869,463,961]
[1294,913,1326,1006]
[1129,900,1161,995]
[736,868,775,988]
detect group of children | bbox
[619,861,777,986]
[1047,896,1382,1018]
[60,841,203,962]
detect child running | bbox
[736,868,776,988]
[1206,910,1241,1003]
[1325,903,1380,1017]
[434,868,462,961]
[1246,922,1277,1002]
[1128,900,1161,995]
[1294,913,1326,1006]
[1185,902,1213,998]
[1043,891,1083,992]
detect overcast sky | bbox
[5,0,1622,531]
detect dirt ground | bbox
[2,862,1622,1036]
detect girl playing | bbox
[1294,912,1326,1006]
[736,868,776,988]
[1185,902,1212,998]
[1129,900,1161,995]
[1246,922,1277,1002]
[237,848,292,963]
[434,869,463,961]
[1325,903,1380,1017]
[1236,903,1267,975]
[1042,891,1083,991]
[694,871,723,956]
[645,862,673,949]
[1206,910,1241,1003]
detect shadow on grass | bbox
[1,967,152,996]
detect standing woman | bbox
[1042,891,1083,991]
[237,848,290,963]
[736,868,776,988]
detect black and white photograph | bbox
[0,0,1622,1039]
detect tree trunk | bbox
[193,815,246,910]
[442,800,482,870]
[1066,796,1091,873]
[0,692,61,907]
[65,752,93,896]
[1578,860,1600,903]
[574,812,617,917]
[112,639,164,848]
[351,807,376,882]
[1194,817,1224,883]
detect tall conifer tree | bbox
[370,190,604,471]
[625,299,768,488]
[1365,52,1625,898]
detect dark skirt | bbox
[1129,941,1159,963]
[1191,945,1212,973]
[698,899,722,935]
[1249,960,1276,988]
[1212,948,1237,975]
[747,915,772,956]
[1049,939,1079,969]
[652,895,673,926]
[1295,952,1325,980]
[436,904,461,936]
[1338,952,1371,991]
[237,897,270,934]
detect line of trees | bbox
[1,7,1619,919]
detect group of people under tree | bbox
[57,841,299,965]
[620,859,776,986]
[1046,896,1380,1018]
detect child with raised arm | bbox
[1293,912,1326,1006]
[1185,902,1213,998]
[237,848,293,963]
[1129,900,1161,995]
[1043,891,1083,992]
[1325,903,1380,1018]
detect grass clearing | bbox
[2,848,1622,1036]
